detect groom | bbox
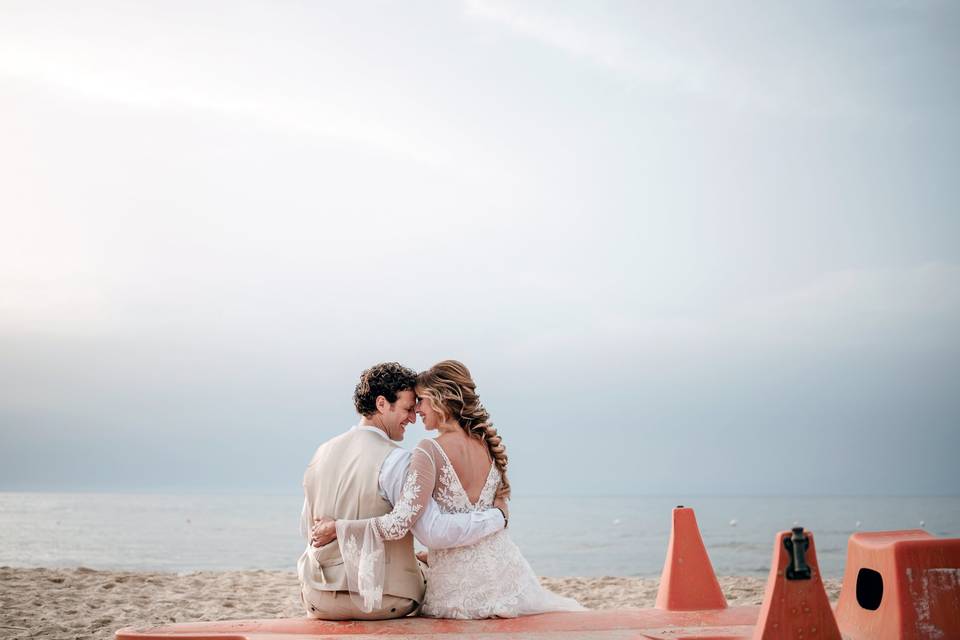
[297,362,506,620]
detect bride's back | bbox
[434,430,494,504]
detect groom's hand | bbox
[493,496,509,523]
[311,516,337,547]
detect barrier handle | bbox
[785,526,812,580]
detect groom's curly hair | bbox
[353,362,418,417]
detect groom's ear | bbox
[374,395,388,413]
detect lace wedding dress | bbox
[335,438,583,618]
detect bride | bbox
[323,360,583,619]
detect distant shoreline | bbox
[0,567,842,640]
[3,493,958,577]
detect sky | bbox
[1,1,958,497]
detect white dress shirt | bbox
[300,425,504,548]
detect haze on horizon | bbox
[1,1,958,497]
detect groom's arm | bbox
[412,498,505,550]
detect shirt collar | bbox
[352,424,390,441]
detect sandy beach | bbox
[0,567,841,639]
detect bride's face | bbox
[415,389,444,430]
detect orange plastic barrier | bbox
[753,527,841,640]
[116,608,763,639]
[835,529,960,640]
[114,505,960,640]
[655,505,728,611]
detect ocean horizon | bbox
[2,492,958,578]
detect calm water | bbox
[1,493,957,577]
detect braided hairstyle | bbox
[416,360,510,499]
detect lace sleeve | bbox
[334,444,436,612]
[372,445,436,540]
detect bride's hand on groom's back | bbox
[311,516,337,547]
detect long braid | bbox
[473,422,510,499]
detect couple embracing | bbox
[297,361,583,620]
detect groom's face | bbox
[380,389,417,441]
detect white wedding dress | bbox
[335,438,583,618]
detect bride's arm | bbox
[358,441,506,548]
[318,446,505,548]
[333,443,438,543]
[370,445,437,539]
[329,446,436,613]
[329,444,503,613]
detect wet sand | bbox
[0,567,841,639]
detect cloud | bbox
[462,0,905,122]
[0,62,443,167]
[465,0,628,70]
[463,0,707,91]
[509,262,960,365]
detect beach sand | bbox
[0,567,842,639]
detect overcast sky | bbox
[1,1,958,496]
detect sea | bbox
[1,493,958,578]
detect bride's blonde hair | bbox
[416,360,510,499]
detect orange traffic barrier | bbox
[119,509,960,640]
[655,505,728,611]
[753,527,841,640]
[116,608,763,640]
[835,529,960,640]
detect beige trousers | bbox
[301,586,419,621]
